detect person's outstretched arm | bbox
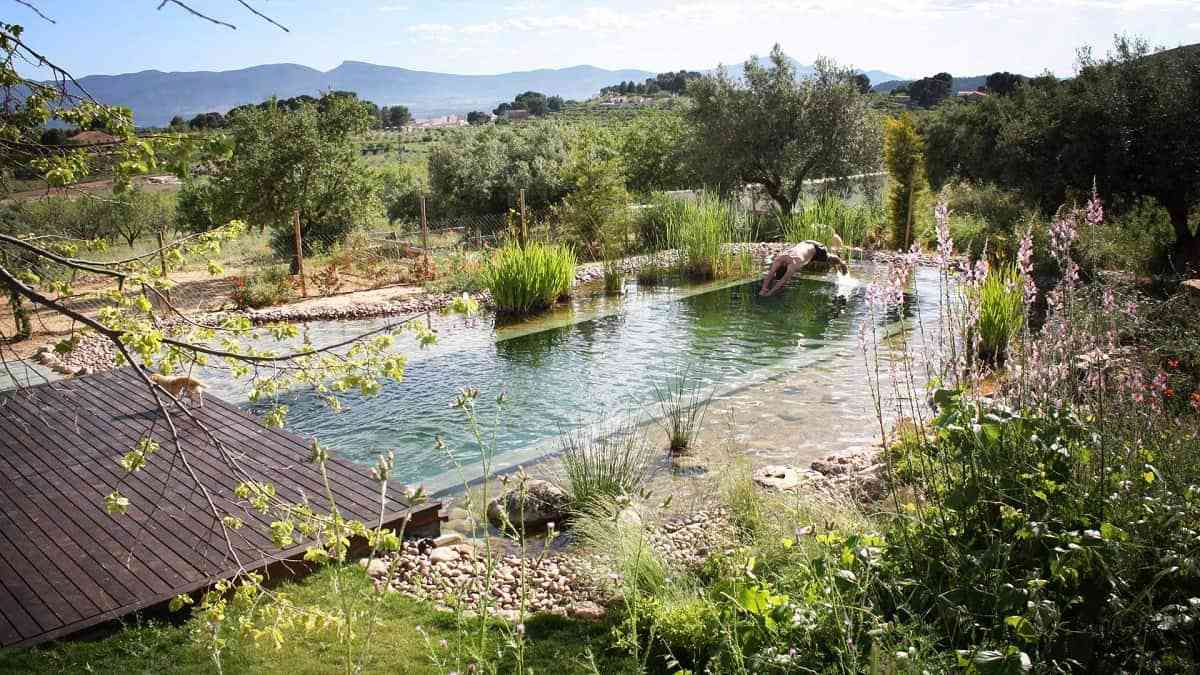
[760,256,789,295]
[827,253,849,276]
[761,263,800,296]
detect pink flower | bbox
[934,200,954,267]
[1085,186,1104,228]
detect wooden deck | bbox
[0,369,441,650]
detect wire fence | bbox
[3,173,888,340]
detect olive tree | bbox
[177,93,381,269]
[428,121,569,216]
[686,45,881,214]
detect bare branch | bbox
[157,0,237,30]
[11,0,54,24]
[157,0,290,32]
[235,0,289,32]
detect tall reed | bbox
[779,194,879,250]
[665,193,752,280]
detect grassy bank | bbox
[0,566,634,675]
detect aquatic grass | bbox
[556,417,655,514]
[664,192,752,280]
[482,241,576,315]
[778,194,879,251]
[651,372,713,453]
[602,259,623,294]
[971,264,1024,365]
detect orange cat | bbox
[149,373,208,408]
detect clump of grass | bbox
[778,193,879,251]
[651,372,713,453]
[572,496,668,596]
[602,260,623,294]
[557,418,655,514]
[665,193,752,280]
[482,241,576,315]
[971,264,1024,365]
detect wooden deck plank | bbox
[0,404,188,595]
[0,368,440,649]
[0,490,114,616]
[0,394,210,585]
[0,487,134,608]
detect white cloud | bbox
[378,4,407,11]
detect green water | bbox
[249,269,925,486]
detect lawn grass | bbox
[0,565,636,675]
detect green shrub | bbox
[1077,196,1175,275]
[482,241,575,315]
[928,180,1040,262]
[230,264,295,309]
[972,264,1024,364]
[651,595,722,666]
[557,418,654,513]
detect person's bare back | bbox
[759,240,848,297]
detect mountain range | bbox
[68,58,904,128]
[72,61,656,127]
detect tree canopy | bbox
[428,121,569,215]
[908,72,954,107]
[686,45,881,214]
[177,93,380,263]
[921,37,1200,269]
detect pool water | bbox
[228,267,938,487]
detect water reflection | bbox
[239,268,937,485]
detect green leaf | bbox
[105,491,130,515]
[1005,615,1038,643]
[168,594,194,612]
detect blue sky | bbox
[13,0,1200,80]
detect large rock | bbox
[486,479,569,532]
[1181,278,1200,298]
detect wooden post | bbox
[419,193,429,267]
[292,209,307,297]
[155,224,172,307]
[518,188,528,246]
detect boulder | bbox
[486,479,569,531]
[568,600,606,621]
[429,546,460,564]
[359,557,390,578]
[1181,278,1200,298]
[751,465,802,491]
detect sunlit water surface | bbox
[205,265,941,487]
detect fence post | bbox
[292,209,308,297]
[518,188,528,246]
[419,193,429,267]
[156,224,171,303]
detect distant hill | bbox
[66,61,656,127]
[709,56,902,86]
[873,75,992,94]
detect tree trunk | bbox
[1168,203,1199,274]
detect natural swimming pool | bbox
[219,265,940,489]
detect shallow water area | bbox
[211,263,941,491]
